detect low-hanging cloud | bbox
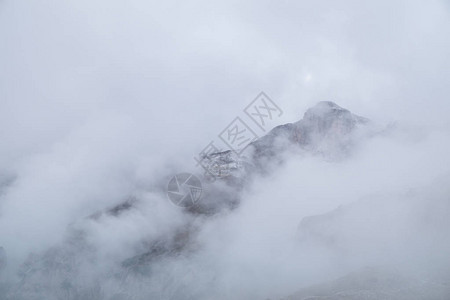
[1,0,450,299]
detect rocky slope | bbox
[193,101,372,213]
[283,266,450,300]
[249,101,369,163]
[3,102,381,300]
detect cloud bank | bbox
[0,0,450,299]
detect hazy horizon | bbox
[1,0,450,299]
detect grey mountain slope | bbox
[188,101,372,214]
[249,101,369,163]
[202,101,371,181]
[6,101,377,299]
[286,176,450,300]
[282,266,450,300]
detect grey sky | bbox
[0,0,450,298]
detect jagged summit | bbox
[303,101,360,126]
[302,101,368,130]
[248,101,370,162]
[305,101,347,115]
[200,101,370,183]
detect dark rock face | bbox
[7,102,374,299]
[188,102,371,218]
[199,101,370,180]
[172,101,371,216]
[197,101,370,184]
[199,150,246,180]
[188,149,252,214]
[249,101,369,164]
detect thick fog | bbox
[1,0,450,299]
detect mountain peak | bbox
[202,101,370,182]
[303,101,350,120]
[247,101,370,163]
[315,100,344,109]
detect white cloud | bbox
[0,0,449,298]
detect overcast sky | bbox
[1,0,450,298]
